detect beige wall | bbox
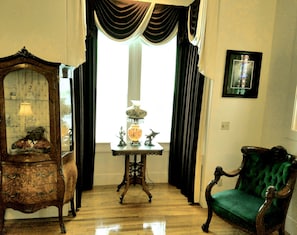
[0,0,85,67]
[261,0,297,233]
[200,0,275,203]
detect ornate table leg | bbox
[141,154,152,202]
[119,154,130,203]
[117,154,130,191]
[58,204,66,233]
[0,208,5,235]
[117,174,126,192]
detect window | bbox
[96,30,176,143]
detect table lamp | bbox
[126,100,147,146]
[19,102,33,133]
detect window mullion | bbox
[127,40,142,106]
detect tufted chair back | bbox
[237,146,293,206]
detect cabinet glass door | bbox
[4,69,50,154]
[59,78,73,152]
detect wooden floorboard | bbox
[2,184,266,234]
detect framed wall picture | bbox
[222,50,263,98]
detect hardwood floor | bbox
[3,184,258,234]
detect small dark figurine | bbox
[117,126,126,147]
[27,126,46,142]
[144,129,159,146]
[11,126,51,152]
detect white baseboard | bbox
[5,204,69,220]
[285,214,297,235]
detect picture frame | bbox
[222,50,263,98]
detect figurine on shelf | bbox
[117,126,127,147]
[144,129,159,146]
[11,126,51,153]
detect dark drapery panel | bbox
[188,0,201,37]
[142,4,180,43]
[81,0,97,191]
[168,6,204,203]
[73,0,97,208]
[93,0,181,43]
[73,65,84,209]
[93,0,151,39]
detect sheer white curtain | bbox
[140,39,176,142]
[95,30,176,143]
[95,32,129,143]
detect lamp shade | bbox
[18,102,33,116]
[126,100,147,120]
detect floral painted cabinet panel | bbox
[1,162,57,205]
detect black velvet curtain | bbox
[74,0,204,206]
[93,0,151,39]
[168,3,205,203]
[82,0,97,191]
[93,0,180,43]
[73,66,84,209]
[73,0,98,208]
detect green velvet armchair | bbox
[202,146,297,235]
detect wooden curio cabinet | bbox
[0,48,77,233]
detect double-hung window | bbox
[96,30,176,143]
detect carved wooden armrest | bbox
[205,166,242,202]
[256,186,276,233]
[256,184,293,230]
[275,184,294,199]
[259,184,292,206]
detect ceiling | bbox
[132,0,195,6]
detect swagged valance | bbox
[93,0,205,46]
